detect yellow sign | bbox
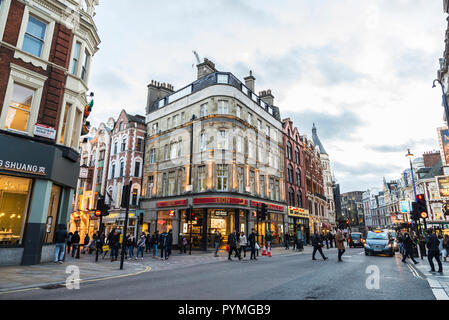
[288,207,309,219]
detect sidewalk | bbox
[0,245,315,293]
[407,255,449,300]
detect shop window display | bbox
[0,175,32,246]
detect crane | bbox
[193,50,201,64]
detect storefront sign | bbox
[213,210,228,216]
[0,159,46,176]
[34,124,56,140]
[250,201,284,212]
[437,176,449,199]
[288,206,310,218]
[156,199,188,208]
[193,197,248,206]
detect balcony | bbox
[150,72,279,120]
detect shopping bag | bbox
[102,245,109,252]
[255,243,260,250]
[226,245,230,252]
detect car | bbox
[364,231,395,257]
[348,232,364,248]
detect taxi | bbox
[364,230,395,257]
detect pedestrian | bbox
[397,232,404,255]
[311,231,328,261]
[248,228,258,261]
[228,229,241,261]
[239,231,247,258]
[81,233,90,254]
[67,232,73,254]
[125,233,135,260]
[284,233,290,250]
[159,229,169,260]
[426,230,443,273]
[167,229,173,257]
[71,231,80,258]
[443,235,449,262]
[108,229,120,262]
[266,231,272,252]
[54,225,68,264]
[145,232,151,253]
[336,229,346,262]
[136,233,146,260]
[324,232,329,249]
[152,230,159,258]
[401,233,419,265]
[214,230,221,257]
[179,233,187,254]
[328,232,334,249]
[438,233,444,261]
[297,230,304,251]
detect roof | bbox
[418,159,443,179]
[312,123,327,155]
[125,112,146,125]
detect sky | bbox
[87,0,448,193]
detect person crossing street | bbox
[336,230,346,262]
[426,230,443,273]
[401,233,419,265]
[312,231,328,261]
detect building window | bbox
[111,164,115,179]
[164,144,169,160]
[266,126,270,137]
[114,142,118,155]
[200,103,208,117]
[218,100,228,114]
[136,139,143,152]
[275,180,280,201]
[168,172,175,196]
[132,188,138,206]
[237,136,243,153]
[236,105,242,118]
[181,112,185,124]
[289,188,295,206]
[217,74,228,84]
[121,139,126,152]
[167,117,171,130]
[148,175,154,197]
[149,149,156,164]
[272,130,277,142]
[217,164,228,192]
[269,178,275,200]
[286,142,292,160]
[250,171,255,195]
[217,130,228,149]
[99,150,105,161]
[172,114,179,127]
[295,148,300,164]
[257,119,262,131]
[5,83,34,132]
[22,16,46,57]
[0,175,32,246]
[296,169,301,186]
[70,109,82,149]
[247,113,252,125]
[152,123,158,135]
[288,165,294,184]
[71,42,81,75]
[198,166,206,192]
[120,161,124,177]
[170,142,178,159]
[134,162,141,177]
[238,167,244,193]
[199,133,207,152]
[59,103,71,144]
[81,50,91,82]
[162,173,167,197]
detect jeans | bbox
[127,246,134,258]
[54,243,65,262]
[214,242,220,255]
[338,249,345,261]
[110,245,118,260]
[313,246,327,260]
[153,244,158,256]
[428,250,443,272]
[71,244,79,257]
[136,246,144,258]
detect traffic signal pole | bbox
[95,214,103,262]
[120,183,131,270]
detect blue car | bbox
[364,231,395,257]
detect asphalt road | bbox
[0,248,436,300]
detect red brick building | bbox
[282,118,308,241]
[0,0,99,266]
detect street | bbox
[0,247,436,300]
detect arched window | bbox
[120,161,125,177]
[296,169,301,187]
[295,148,300,164]
[297,190,303,208]
[288,164,294,184]
[286,142,292,160]
[289,188,295,207]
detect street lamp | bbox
[406,149,417,201]
[432,79,449,129]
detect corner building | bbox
[0,0,100,265]
[141,59,287,250]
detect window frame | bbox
[0,0,11,41]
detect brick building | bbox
[0,0,100,266]
[282,118,309,243]
[104,110,146,236]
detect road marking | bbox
[407,264,425,280]
[427,278,443,288]
[431,288,449,300]
[0,287,39,295]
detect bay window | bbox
[217,130,228,149]
[217,164,229,192]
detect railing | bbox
[150,72,279,120]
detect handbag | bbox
[255,243,260,250]
[102,245,110,252]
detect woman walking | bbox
[336,229,346,262]
[125,233,135,260]
[136,233,146,260]
[239,232,247,258]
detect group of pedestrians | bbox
[224,229,260,261]
[311,230,346,262]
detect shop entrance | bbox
[207,209,235,249]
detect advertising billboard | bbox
[438,127,449,165]
[400,201,411,213]
[437,176,449,199]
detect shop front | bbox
[0,132,79,266]
[288,207,310,245]
[250,201,285,246]
[102,211,137,236]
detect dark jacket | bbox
[248,233,257,247]
[54,228,68,244]
[159,232,168,247]
[214,233,222,243]
[72,233,80,244]
[266,233,272,242]
[311,234,322,247]
[403,236,414,251]
[152,233,159,245]
[228,232,237,247]
[167,232,173,246]
[125,236,136,247]
[426,234,440,252]
[108,233,120,247]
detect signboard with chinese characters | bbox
[438,127,449,166]
[436,176,449,199]
[0,159,46,176]
[34,124,56,140]
[288,206,310,219]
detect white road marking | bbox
[428,278,443,288]
[431,288,449,300]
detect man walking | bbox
[336,230,346,262]
[284,233,290,250]
[71,231,80,258]
[214,230,221,257]
[312,231,328,261]
[152,230,159,258]
[248,228,258,261]
[328,232,334,249]
[401,233,419,265]
[54,225,68,264]
[426,230,443,273]
[228,229,241,261]
[160,229,168,260]
[324,232,329,249]
[108,229,120,262]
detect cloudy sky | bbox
[88,0,447,193]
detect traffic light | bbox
[121,184,130,208]
[169,210,175,217]
[96,194,110,217]
[260,203,267,221]
[411,202,419,221]
[416,194,427,220]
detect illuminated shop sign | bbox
[156,199,188,207]
[193,197,248,206]
[250,201,284,212]
[288,206,310,218]
[437,176,449,199]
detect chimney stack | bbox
[259,89,274,106]
[146,80,175,114]
[244,70,256,92]
[197,58,217,79]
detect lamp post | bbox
[406,149,423,258]
[432,79,449,129]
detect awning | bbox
[321,223,332,230]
